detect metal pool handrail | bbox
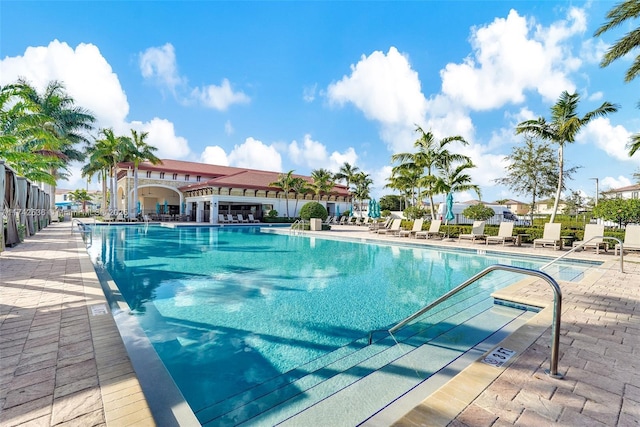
[540,235,623,273]
[367,264,564,379]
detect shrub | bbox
[299,202,328,220]
[381,209,391,218]
[267,209,278,218]
[403,206,427,220]
[463,204,495,221]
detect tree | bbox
[289,177,309,217]
[495,136,558,223]
[463,204,495,221]
[68,188,92,213]
[310,168,334,201]
[334,162,359,207]
[351,172,372,215]
[592,198,640,227]
[595,2,640,158]
[129,129,161,218]
[385,165,421,211]
[516,91,618,223]
[391,126,469,219]
[379,194,401,211]
[90,128,133,211]
[563,190,585,216]
[269,170,296,217]
[434,159,481,204]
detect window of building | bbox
[146,171,152,178]
[63,195,68,201]
[633,192,639,199]
[185,174,189,181]
[173,173,178,180]
[160,172,165,179]
[196,176,201,182]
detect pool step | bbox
[197,296,525,426]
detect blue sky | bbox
[2,1,639,204]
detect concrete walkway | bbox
[1,222,639,426]
[0,221,155,426]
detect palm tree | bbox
[68,188,92,213]
[310,168,335,201]
[594,3,640,157]
[17,79,95,199]
[391,126,469,219]
[385,166,420,211]
[82,140,111,214]
[269,170,296,217]
[289,177,309,217]
[434,159,481,205]
[351,172,373,214]
[334,162,360,208]
[516,91,618,222]
[90,128,133,211]
[129,129,162,218]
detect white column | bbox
[196,201,204,223]
[211,196,219,224]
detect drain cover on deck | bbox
[90,304,109,316]
[482,347,516,368]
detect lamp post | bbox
[590,178,599,206]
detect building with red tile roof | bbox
[116,159,351,223]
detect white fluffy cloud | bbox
[327,47,427,151]
[0,40,129,129]
[139,43,249,111]
[201,146,230,166]
[191,79,250,111]
[577,117,634,162]
[288,134,358,171]
[139,43,185,93]
[228,137,282,171]
[130,119,191,159]
[601,176,632,191]
[440,8,583,110]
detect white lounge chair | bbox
[573,224,607,254]
[415,220,442,239]
[227,214,239,223]
[237,214,249,223]
[399,218,424,238]
[615,224,640,255]
[458,221,486,243]
[115,212,126,222]
[377,218,402,235]
[369,218,390,232]
[486,222,516,246]
[533,223,562,250]
[218,214,229,224]
[247,214,260,223]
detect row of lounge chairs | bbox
[363,218,640,255]
[218,214,260,223]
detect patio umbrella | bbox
[368,199,374,218]
[156,202,160,214]
[136,201,141,216]
[375,200,381,218]
[336,205,340,217]
[164,200,168,214]
[445,192,455,237]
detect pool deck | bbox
[1,221,639,426]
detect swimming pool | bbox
[86,225,596,425]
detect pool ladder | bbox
[368,264,565,379]
[290,219,306,235]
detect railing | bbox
[290,219,306,235]
[70,218,93,247]
[540,235,624,273]
[367,264,564,379]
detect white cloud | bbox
[440,8,583,110]
[601,175,632,191]
[228,137,282,171]
[191,78,250,111]
[224,120,234,135]
[288,134,358,171]
[327,47,427,151]
[587,91,603,101]
[0,40,129,130]
[580,38,609,65]
[577,117,633,161]
[201,146,230,166]
[132,118,191,159]
[139,43,185,93]
[303,84,317,102]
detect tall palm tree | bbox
[129,129,162,218]
[385,166,421,211]
[391,126,469,219]
[17,79,95,198]
[269,170,296,217]
[91,128,133,211]
[595,1,640,158]
[289,177,309,217]
[68,188,92,213]
[81,144,110,214]
[310,168,335,201]
[334,162,360,208]
[435,159,481,202]
[351,172,373,214]
[516,91,618,222]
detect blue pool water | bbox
[86,225,596,422]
